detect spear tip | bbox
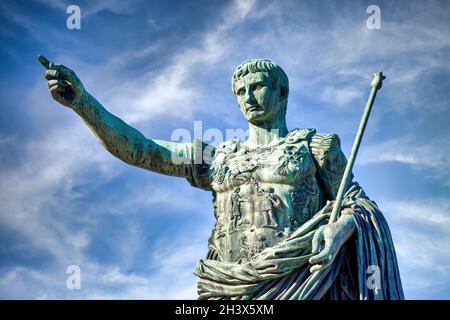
[371,71,386,89]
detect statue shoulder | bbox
[282,129,343,168]
[308,132,348,199]
[308,132,342,166]
[284,128,316,144]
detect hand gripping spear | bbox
[328,72,386,224]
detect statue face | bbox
[234,72,284,124]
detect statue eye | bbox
[237,88,245,96]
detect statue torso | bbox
[206,129,324,263]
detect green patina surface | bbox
[38,56,404,300]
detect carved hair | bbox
[231,59,289,107]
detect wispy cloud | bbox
[0,96,216,297]
[0,228,208,299]
[0,124,115,261]
[1,0,450,299]
[110,0,262,124]
[384,199,450,299]
[319,86,363,107]
[359,136,450,185]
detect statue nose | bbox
[245,89,256,104]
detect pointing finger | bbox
[39,57,74,80]
[38,55,52,69]
[38,55,66,73]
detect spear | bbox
[328,72,386,224]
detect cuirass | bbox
[206,129,324,263]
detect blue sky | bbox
[0,0,449,299]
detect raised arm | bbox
[38,55,212,185]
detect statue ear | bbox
[279,86,287,100]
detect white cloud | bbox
[2,0,450,300]
[112,0,263,124]
[359,136,450,185]
[0,229,208,299]
[0,122,116,262]
[320,86,363,106]
[383,199,450,298]
[359,138,446,166]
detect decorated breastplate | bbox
[206,129,323,263]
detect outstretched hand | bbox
[38,55,85,108]
[309,201,357,273]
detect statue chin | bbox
[244,111,274,125]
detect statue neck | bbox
[246,115,288,147]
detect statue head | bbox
[231,59,289,125]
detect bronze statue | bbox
[38,55,403,300]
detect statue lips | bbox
[247,104,262,112]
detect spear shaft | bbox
[328,72,386,224]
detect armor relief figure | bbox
[38,55,404,300]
